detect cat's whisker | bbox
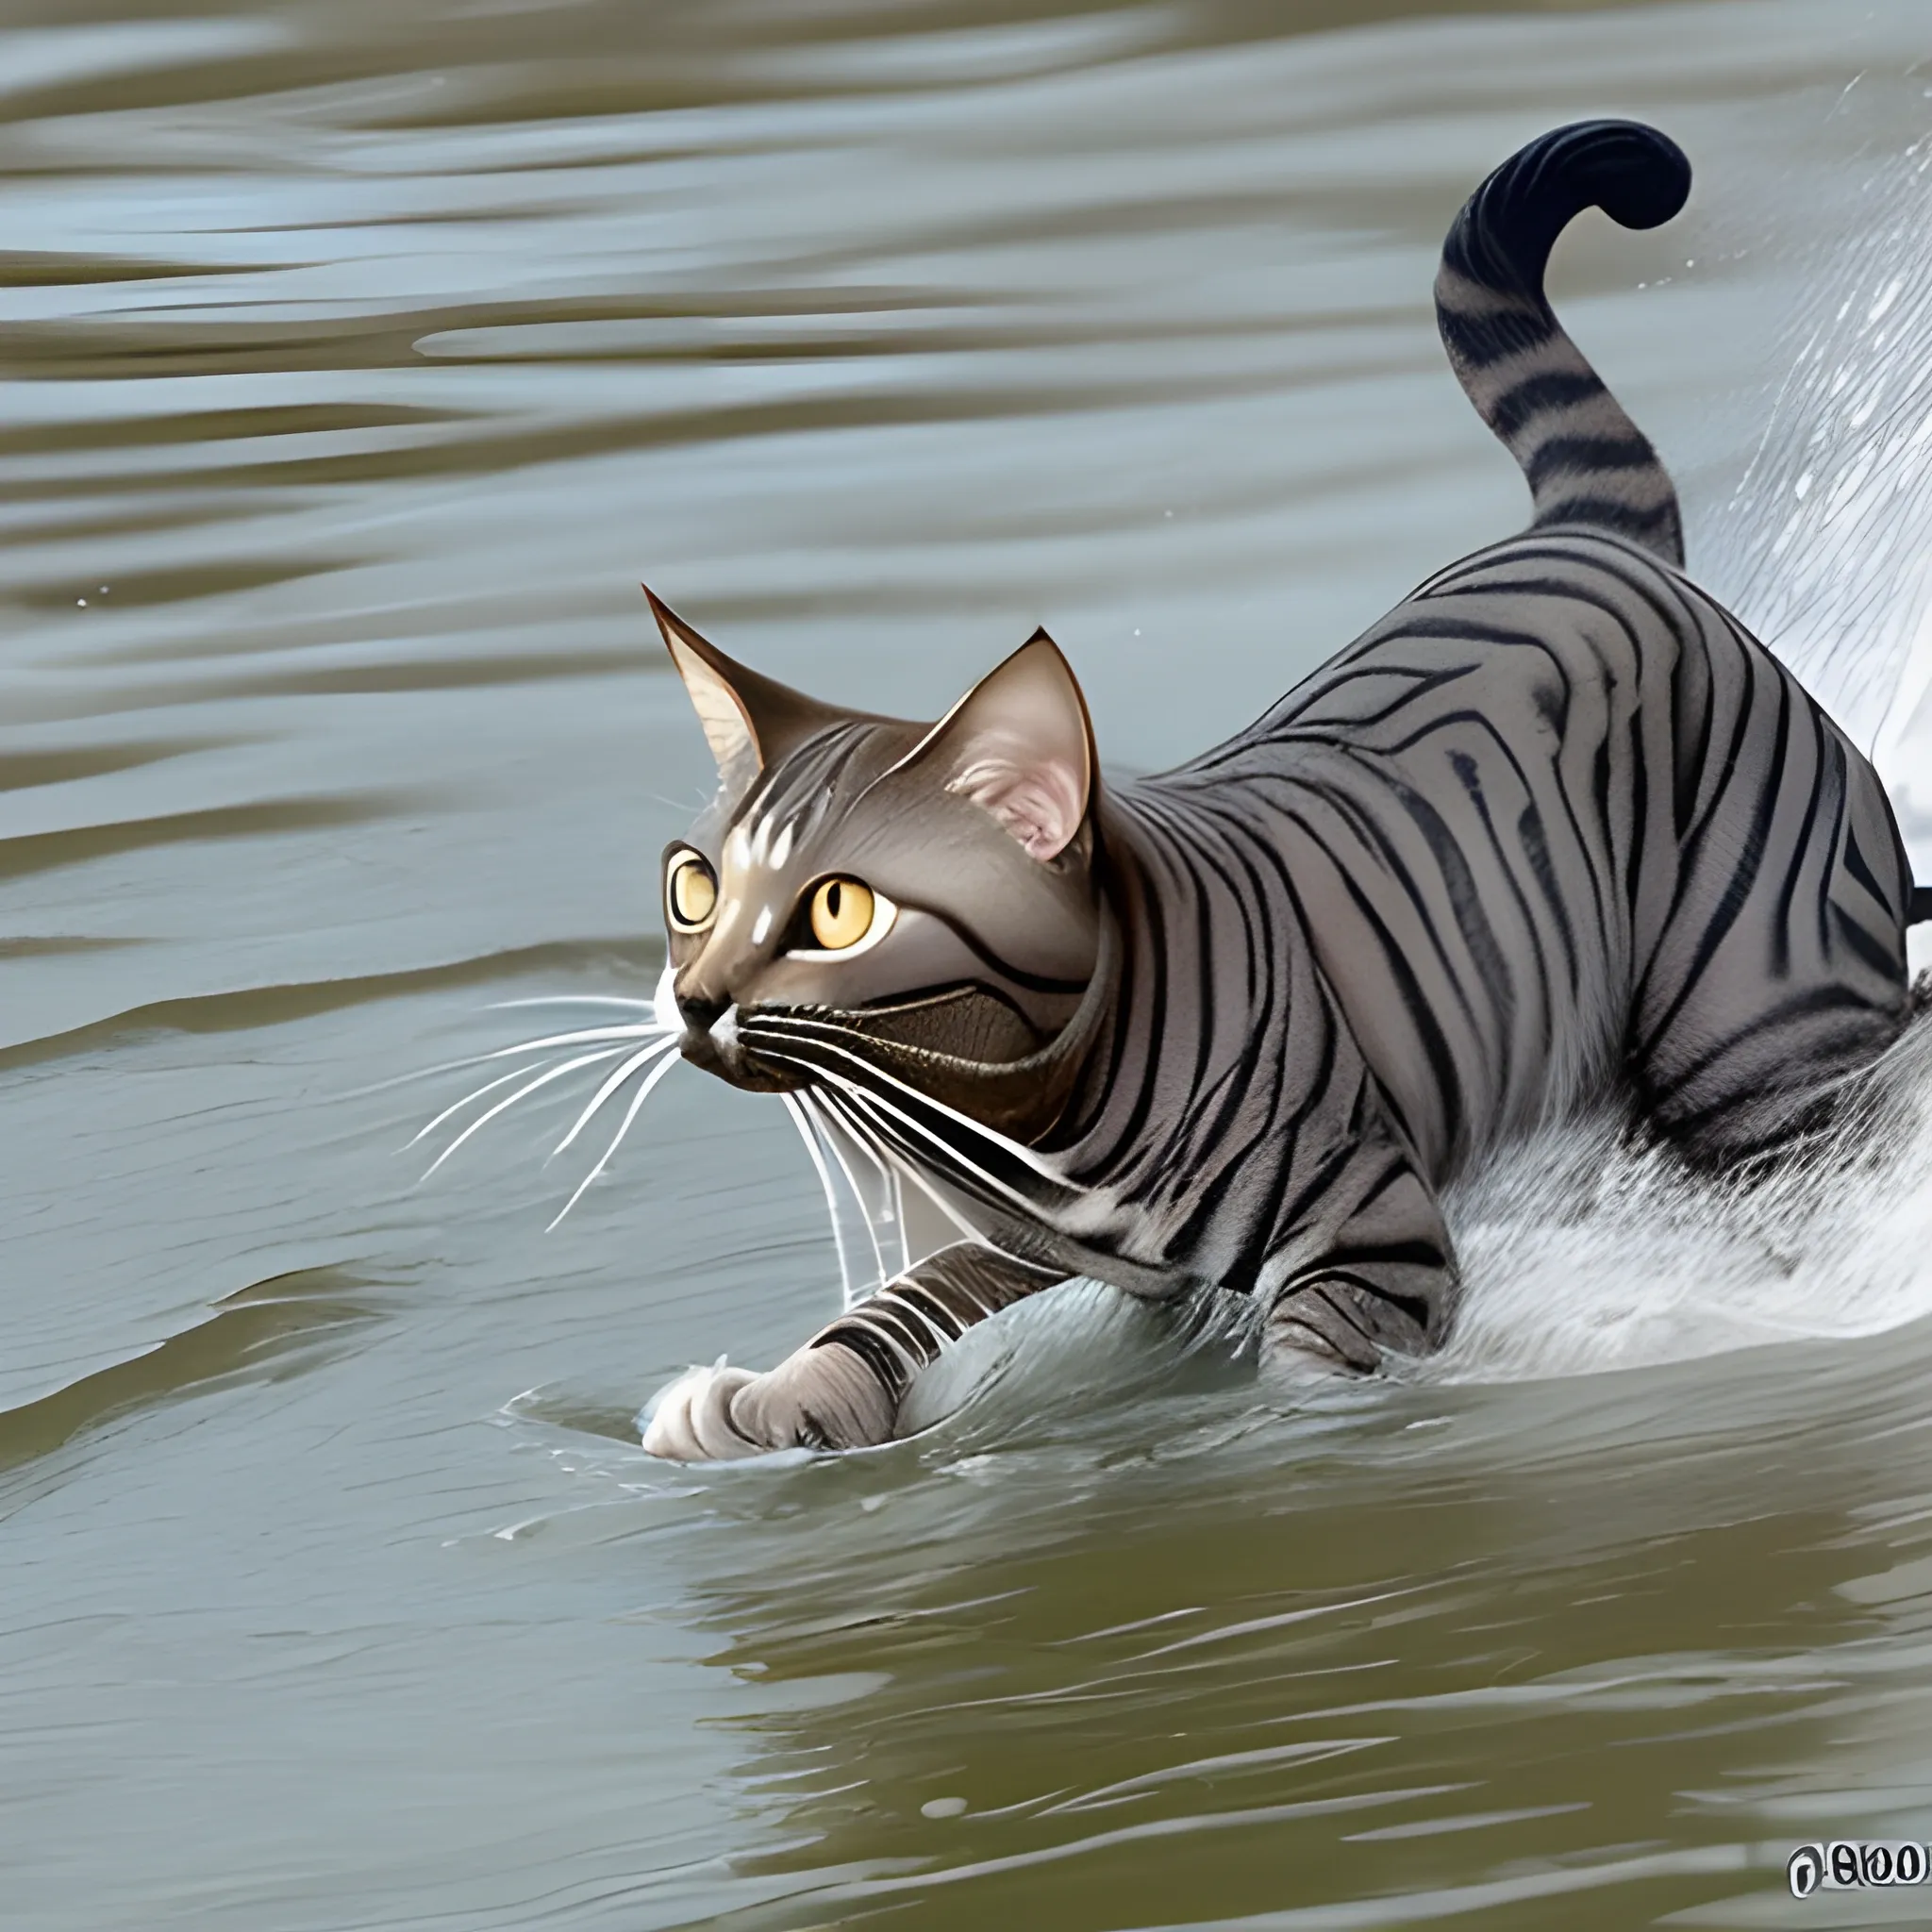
[794,1089,897,1291]
[741,1038,1024,1214]
[549,1034,682,1158]
[832,1078,1057,1224]
[804,1088,961,1293]
[792,1091,890,1304]
[486,1023,667,1057]
[546,1050,684,1231]
[362,1018,672,1112]
[781,1091,844,1234]
[389,1024,670,1109]
[420,1046,631,1181]
[488,996,663,1014]
[809,1089,985,1251]
[783,1091,868,1300]
[346,1045,571,1103]
[744,1021,1079,1197]
[405,1057,558,1151]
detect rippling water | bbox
[7,1,1932,1925]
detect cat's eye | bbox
[787,875,896,958]
[666,851,718,933]
[810,877,874,950]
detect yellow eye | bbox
[809,876,875,950]
[667,854,717,932]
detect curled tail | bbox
[1436,120,1690,565]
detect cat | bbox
[638,120,1930,1460]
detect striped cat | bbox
[641,120,1931,1460]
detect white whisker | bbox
[421,1047,630,1181]
[743,1018,1080,1187]
[805,1091,896,1291]
[782,1092,857,1291]
[796,1091,919,1302]
[405,1057,558,1151]
[486,1023,666,1057]
[354,1022,671,1111]
[814,1090,984,1248]
[488,996,664,1014]
[546,1051,683,1231]
[745,1036,1049,1214]
[345,1046,561,1103]
[550,1034,682,1157]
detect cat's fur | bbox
[641,122,1926,1460]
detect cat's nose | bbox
[676,990,752,1083]
[676,991,728,1035]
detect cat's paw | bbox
[731,1340,896,1451]
[641,1341,899,1459]
[641,1359,762,1461]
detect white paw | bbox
[641,1359,761,1461]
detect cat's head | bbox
[649,591,1109,1141]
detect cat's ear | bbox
[905,628,1095,861]
[645,588,841,801]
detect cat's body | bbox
[639,122,1927,1459]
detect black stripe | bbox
[809,1324,910,1402]
[1319,1269,1436,1333]
[1486,368,1606,439]
[1165,817,1348,1259]
[1132,793,1275,1171]
[1516,800,1580,997]
[890,1284,963,1342]
[1524,434,1663,490]
[1436,301,1556,370]
[833,1300,927,1362]
[1313,778,1493,1044]
[1832,903,1901,981]
[1277,804,1471,1159]
[1644,982,1885,1114]
[1533,496,1678,545]
[1624,702,1647,931]
[1768,707,1832,979]
[1841,824,1897,919]
[1636,669,1789,1058]
[1445,747,1556,1062]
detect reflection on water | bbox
[4,0,1932,1925]
[675,1389,1891,1932]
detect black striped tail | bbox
[1912,886,1932,926]
[1436,120,1691,565]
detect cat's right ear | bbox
[898,629,1095,861]
[645,589,841,805]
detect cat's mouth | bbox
[678,1004,804,1093]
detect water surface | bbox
[5,1,1932,1925]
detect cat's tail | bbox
[1436,119,1690,567]
[1912,885,1932,925]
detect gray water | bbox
[7,1,1932,1925]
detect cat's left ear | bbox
[904,628,1095,861]
[645,588,844,804]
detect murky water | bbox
[6,1,1932,1925]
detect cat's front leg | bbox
[642,1242,1064,1460]
[1259,1158,1458,1375]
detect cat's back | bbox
[1152,525,1738,1174]
[1264,524,1708,758]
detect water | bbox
[6,1,1932,1925]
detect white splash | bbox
[1432,1018,1932,1384]
[1704,133,1932,908]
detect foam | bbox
[1429,1018,1932,1383]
